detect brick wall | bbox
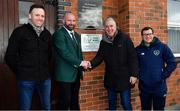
[64,0,180,110]
[128,0,168,45]
[128,0,180,108]
[166,64,180,106]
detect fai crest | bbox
[153,50,160,56]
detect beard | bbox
[64,23,75,31]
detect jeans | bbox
[140,90,166,110]
[17,79,51,110]
[108,89,132,110]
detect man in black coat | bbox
[89,17,138,110]
[5,4,52,110]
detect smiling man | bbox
[136,26,177,110]
[53,13,89,110]
[89,17,139,110]
[5,4,52,110]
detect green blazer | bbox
[53,27,83,82]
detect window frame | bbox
[167,0,180,62]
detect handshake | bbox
[80,60,92,70]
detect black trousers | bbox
[56,76,80,110]
[140,90,166,110]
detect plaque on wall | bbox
[81,34,102,52]
[78,0,103,29]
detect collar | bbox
[141,37,158,47]
[103,29,118,43]
[29,21,44,31]
[63,26,74,35]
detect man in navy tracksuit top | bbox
[136,27,176,110]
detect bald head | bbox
[63,13,76,31]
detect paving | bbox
[165,104,180,110]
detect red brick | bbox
[67,0,180,110]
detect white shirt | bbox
[63,26,75,39]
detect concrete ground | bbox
[165,104,180,110]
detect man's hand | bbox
[129,76,137,85]
[80,61,91,70]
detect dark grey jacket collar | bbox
[102,29,118,43]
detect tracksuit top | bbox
[136,37,176,96]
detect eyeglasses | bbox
[143,33,153,36]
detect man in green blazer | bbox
[53,13,88,110]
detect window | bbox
[19,0,34,24]
[167,0,180,57]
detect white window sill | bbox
[174,53,180,57]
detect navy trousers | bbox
[140,90,166,110]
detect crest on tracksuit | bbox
[153,50,160,56]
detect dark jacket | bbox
[5,23,52,81]
[91,30,139,91]
[136,37,176,96]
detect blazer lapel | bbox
[62,27,78,49]
[74,32,80,46]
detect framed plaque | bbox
[78,0,103,29]
[18,1,34,24]
[81,34,102,52]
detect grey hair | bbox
[104,17,117,27]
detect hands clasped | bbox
[129,76,137,85]
[80,60,91,70]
